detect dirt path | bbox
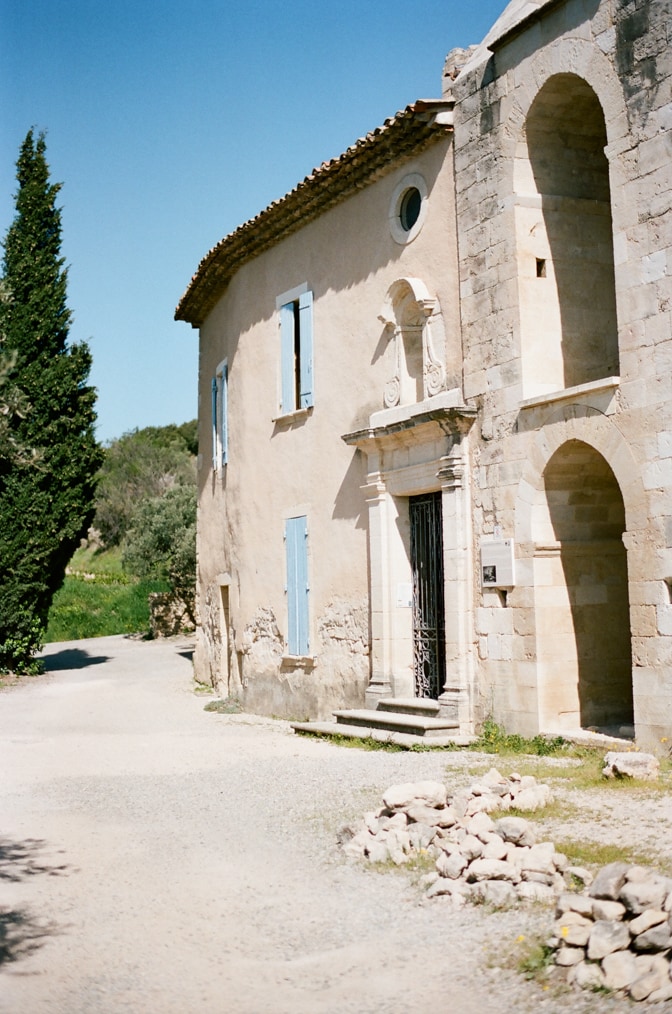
[0,635,665,1013]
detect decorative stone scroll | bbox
[379,277,447,408]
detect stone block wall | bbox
[451,0,672,748]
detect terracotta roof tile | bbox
[175,100,453,327]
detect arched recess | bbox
[379,277,447,408]
[515,73,619,397]
[532,440,633,733]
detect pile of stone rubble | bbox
[339,769,588,906]
[552,862,672,1002]
[340,764,672,1002]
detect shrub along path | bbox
[0,635,669,1013]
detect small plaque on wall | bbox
[481,540,515,588]
[396,583,413,608]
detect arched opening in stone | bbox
[516,74,619,397]
[533,440,633,734]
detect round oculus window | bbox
[399,187,422,232]
[389,173,428,244]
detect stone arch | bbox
[501,37,630,180]
[515,74,619,396]
[513,409,641,735]
[535,441,632,731]
[514,405,644,547]
[379,277,447,408]
[495,38,630,401]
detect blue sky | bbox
[1,1,504,443]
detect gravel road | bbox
[0,635,668,1013]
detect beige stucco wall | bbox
[194,136,461,720]
[190,0,671,748]
[452,0,672,749]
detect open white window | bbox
[277,284,313,415]
[211,358,228,471]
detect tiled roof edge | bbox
[175,100,453,328]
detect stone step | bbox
[290,720,474,750]
[375,697,441,718]
[543,727,635,749]
[332,708,459,738]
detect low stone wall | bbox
[148,593,194,638]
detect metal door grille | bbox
[410,492,445,700]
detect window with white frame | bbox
[277,284,313,415]
[211,359,228,471]
[285,514,309,656]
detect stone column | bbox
[437,434,474,733]
[363,473,395,708]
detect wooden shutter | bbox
[211,377,218,471]
[220,362,228,467]
[280,301,296,414]
[298,290,313,409]
[285,515,309,655]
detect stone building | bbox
[176,0,672,751]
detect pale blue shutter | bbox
[211,377,218,471]
[280,301,295,414]
[285,516,309,655]
[298,291,313,409]
[220,363,228,467]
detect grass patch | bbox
[467,723,672,793]
[472,720,569,757]
[46,576,166,641]
[515,935,557,982]
[367,849,438,879]
[491,934,570,998]
[553,836,668,872]
[499,753,672,794]
[204,698,243,714]
[67,545,126,577]
[46,552,168,641]
[505,798,582,823]
[295,731,407,752]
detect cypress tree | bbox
[0,130,102,671]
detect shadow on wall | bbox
[0,835,70,967]
[545,440,633,729]
[527,74,619,390]
[332,450,368,528]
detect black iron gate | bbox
[410,491,445,700]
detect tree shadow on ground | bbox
[0,908,55,966]
[0,837,71,882]
[42,648,109,671]
[0,836,72,967]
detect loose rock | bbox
[549,861,672,1000]
[602,752,660,781]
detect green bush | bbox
[93,422,196,548]
[122,485,196,625]
[0,614,45,674]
